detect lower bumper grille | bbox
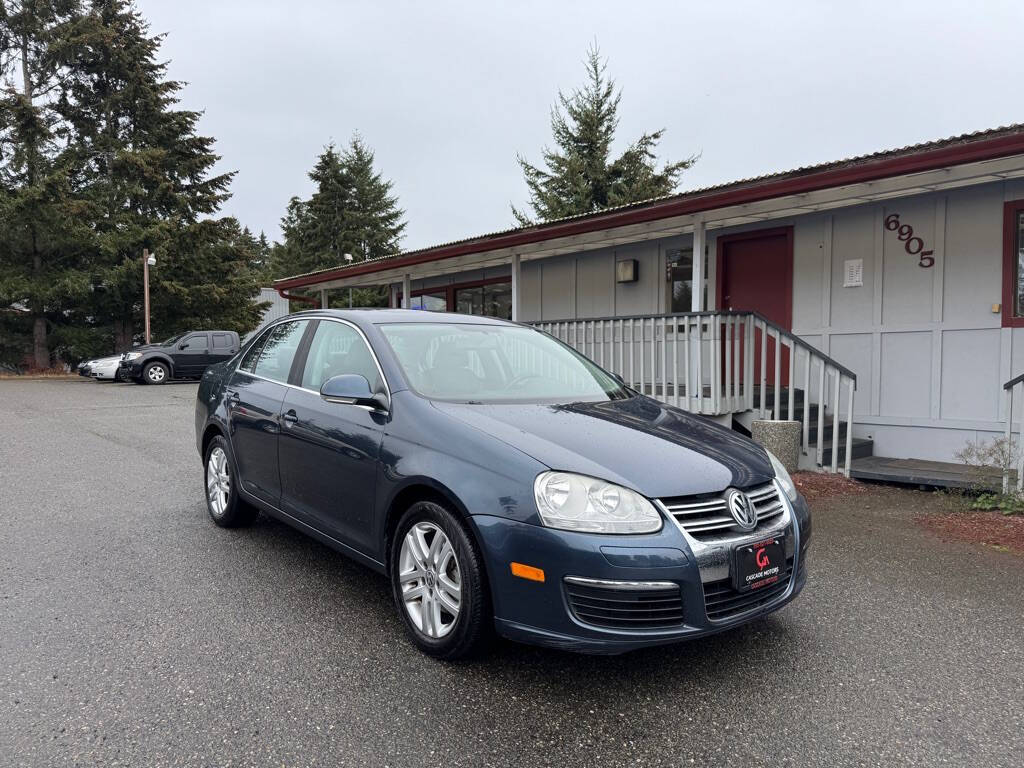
[702,557,794,622]
[564,579,684,630]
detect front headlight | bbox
[766,450,798,502]
[123,352,142,361]
[534,471,662,534]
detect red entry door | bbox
[717,227,793,387]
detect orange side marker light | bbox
[510,562,545,582]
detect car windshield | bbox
[378,322,630,404]
[161,333,184,346]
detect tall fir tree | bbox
[0,0,90,368]
[272,136,405,307]
[53,0,264,352]
[513,46,695,225]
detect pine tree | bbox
[272,136,405,307]
[0,0,89,368]
[513,46,695,225]
[55,0,262,351]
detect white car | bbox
[80,355,124,381]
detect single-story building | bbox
[274,124,1024,485]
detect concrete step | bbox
[814,437,873,466]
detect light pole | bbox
[143,249,156,344]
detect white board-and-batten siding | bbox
[508,179,1024,462]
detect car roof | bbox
[285,309,517,327]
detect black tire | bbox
[142,360,170,385]
[390,501,491,660]
[203,435,258,528]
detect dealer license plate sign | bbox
[733,537,784,592]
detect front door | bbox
[173,332,212,376]
[226,320,309,506]
[278,318,385,556]
[717,227,793,387]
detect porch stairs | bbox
[733,388,874,468]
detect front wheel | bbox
[203,436,258,528]
[391,502,491,660]
[142,360,169,384]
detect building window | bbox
[1015,210,1024,316]
[398,278,512,318]
[666,247,707,313]
[409,291,448,311]
[455,282,512,319]
[1003,200,1024,327]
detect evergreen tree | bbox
[0,0,88,368]
[54,0,263,351]
[272,136,405,307]
[513,46,695,225]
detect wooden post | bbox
[691,220,705,312]
[511,253,521,321]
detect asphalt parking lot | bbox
[1,379,1022,767]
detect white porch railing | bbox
[1003,373,1024,492]
[531,311,858,476]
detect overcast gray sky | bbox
[136,0,1022,251]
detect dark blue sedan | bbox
[195,310,810,658]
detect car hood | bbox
[432,396,774,498]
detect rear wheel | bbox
[142,360,169,385]
[203,436,258,527]
[390,501,491,659]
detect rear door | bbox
[226,320,310,507]
[277,319,386,554]
[173,332,212,377]
[210,332,238,363]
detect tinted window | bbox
[301,320,382,392]
[182,333,209,353]
[238,327,271,373]
[252,321,306,383]
[212,333,233,349]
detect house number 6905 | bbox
[884,213,934,268]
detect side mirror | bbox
[611,372,626,387]
[320,374,389,411]
[179,342,189,350]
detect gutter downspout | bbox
[276,288,320,308]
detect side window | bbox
[182,333,209,353]
[212,333,233,350]
[301,321,382,392]
[252,321,307,383]
[238,327,272,373]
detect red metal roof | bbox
[275,123,1024,289]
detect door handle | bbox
[282,409,299,425]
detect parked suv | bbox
[194,310,810,659]
[121,331,239,384]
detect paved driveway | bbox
[1,380,1022,767]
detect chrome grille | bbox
[661,482,785,538]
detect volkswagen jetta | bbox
[194,310,810,658]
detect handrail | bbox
[536,310,858,385]
[1004,372,1024,390]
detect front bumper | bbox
[119,361,142,379]
[471,487,810,654]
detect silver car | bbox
[80,355,123,381]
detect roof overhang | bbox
[275,128,1024,291]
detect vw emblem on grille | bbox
[726,488,757,531]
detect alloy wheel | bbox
[398,522,462,638]
[147,365,166,383]
[206,446,230,517]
